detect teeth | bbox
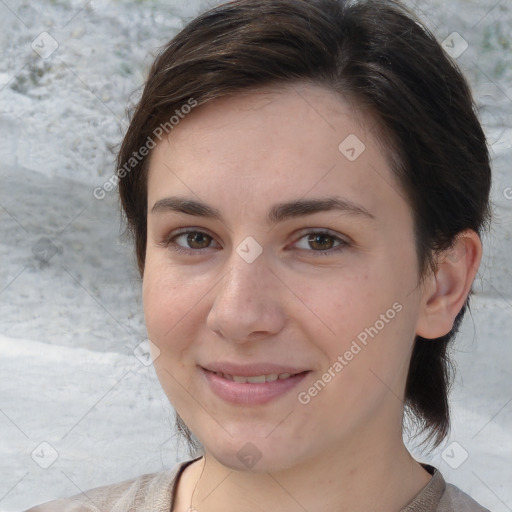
[247,375,266,383]
[215,371,297,383]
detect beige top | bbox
[25,458,491,512]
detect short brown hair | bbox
[117,0,491,449]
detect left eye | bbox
[293,231,349,254]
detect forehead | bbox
[146,82,408,225]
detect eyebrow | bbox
[150,196,375,225]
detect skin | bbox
[142,82,482,512]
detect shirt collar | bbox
[399,464,446,512]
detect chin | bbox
[200,433,300,474]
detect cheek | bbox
[143,268,170,342]
[142,262,200,405]
[142,258,197,355]
[307,255,418,364]
[302,264,384,338]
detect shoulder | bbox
[24,461,192,512]
[403,464,492,512]
[438,483,492,512]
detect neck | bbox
[176,431,432,512]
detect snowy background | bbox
[0,0,510,510]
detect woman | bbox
[27,0,492,510]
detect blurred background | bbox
[0,0,510,510]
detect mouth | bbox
[208,370,304,383]
[200,366,310,405]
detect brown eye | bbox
[162,229,220,255]
[307,233,335,251]
[185,232,212,249]
[293,230,350,255]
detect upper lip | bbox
[201,362,310,377]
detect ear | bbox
[415,229,483,339]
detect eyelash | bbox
[160,228,351,256]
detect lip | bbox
[200,365,310,405]
[201,362,310,377]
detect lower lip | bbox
[201,368,310,405]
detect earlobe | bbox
[415,230,483,339]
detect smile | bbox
[212,371,298,383]
[202,368,310,405]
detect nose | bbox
[206,252,287,343]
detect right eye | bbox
[162,229,221,255]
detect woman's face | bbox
[143,83,428,472]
